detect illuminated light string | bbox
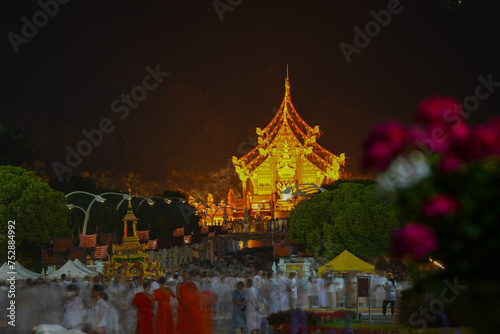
[429,258,445,269]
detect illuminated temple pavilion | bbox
[230,68,346,220]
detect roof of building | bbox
[232,66,345,179]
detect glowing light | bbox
[429,258,444,269]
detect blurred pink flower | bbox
[365,121,408,151]
[392,223,438,259]
[416,96,462,124]
[422,194,460,217]
[439,154,463,171]
[465,122,500,159]
[362,141,394,171]
[362,121,408,171]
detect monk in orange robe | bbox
[176,271,207,334]
[153,276,175,334]
[132,280,155,334]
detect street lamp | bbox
[67,191,143,234]
[116,195,185,211]
[65,191,107,235]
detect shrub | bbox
[396,288,463,329]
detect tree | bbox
[0,166,70,262]
[288,182,399,262]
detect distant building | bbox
[230,67,346,220]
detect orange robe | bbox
[176,282,205,334]
[199,290,215,332]
[153,289,174,334]
[132,292,154,334]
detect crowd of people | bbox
[0,265,410,334]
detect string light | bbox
[429,258,445,269]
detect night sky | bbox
[3,0,500,189]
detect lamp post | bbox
[66,191,107,235]
[66,191,150,235]
[116,194,159,211]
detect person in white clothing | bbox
[286,272,297,310]
[307,277,318,309]
[246,278,261,333]
[150,277,160,292]
[334,273,345,308]
[381,273,396,319]
[263,272,279,314]
[372,273,387,307]
[254,270,264,290]
[92,284,109,334]
[61,284,87,331]
[276,271,288,311]
[326,274,336,309]
[316,275,327,308]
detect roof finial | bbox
[285,65,290,98]
[128,188,132,209]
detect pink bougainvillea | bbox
[422,194,460,217]
[391,223,438,259]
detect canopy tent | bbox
[73,258,98,275]
[318,250,375,277]
[47,260,95,280]
[0,261,43,280]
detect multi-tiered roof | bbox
[233,67,345,184]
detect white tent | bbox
[72,258,98,275]
[47,260,94,280]
[0,261,43,280]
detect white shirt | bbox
[286,278,297,299]
[151,280,160,292]
[94,298,109,328]
[335,277,344,290]
[62,297,87,330]
[327,280,335,293]
[384,281,396,301]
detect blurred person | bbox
[151,275,160,292]
[176,270,204,334]
[381,273,396,319]
[334,273,345,308]
[262,272,279,315]
[345,272,357,308]
[154,276,176,334]
[372,272,386,308]
[61,284,87,331]
[254,270,263,288]
[132,280,155,334]
[276,271,288,311]
[307,277,317,309]
[59,274,71,289]
[317,273,327,308]
[91,284,109,334]
[214,276,231,321]
[286,272,297,310]
[245,278,261,334]
[326,274,336,309]
[232,281,246,334]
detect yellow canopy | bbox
[318,250,375,277]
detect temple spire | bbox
[285,65,290,99]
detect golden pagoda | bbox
[103,190,160,281]
[232,67,346,219]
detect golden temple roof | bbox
[233,66,345,179]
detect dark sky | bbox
[3,0,499,186]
